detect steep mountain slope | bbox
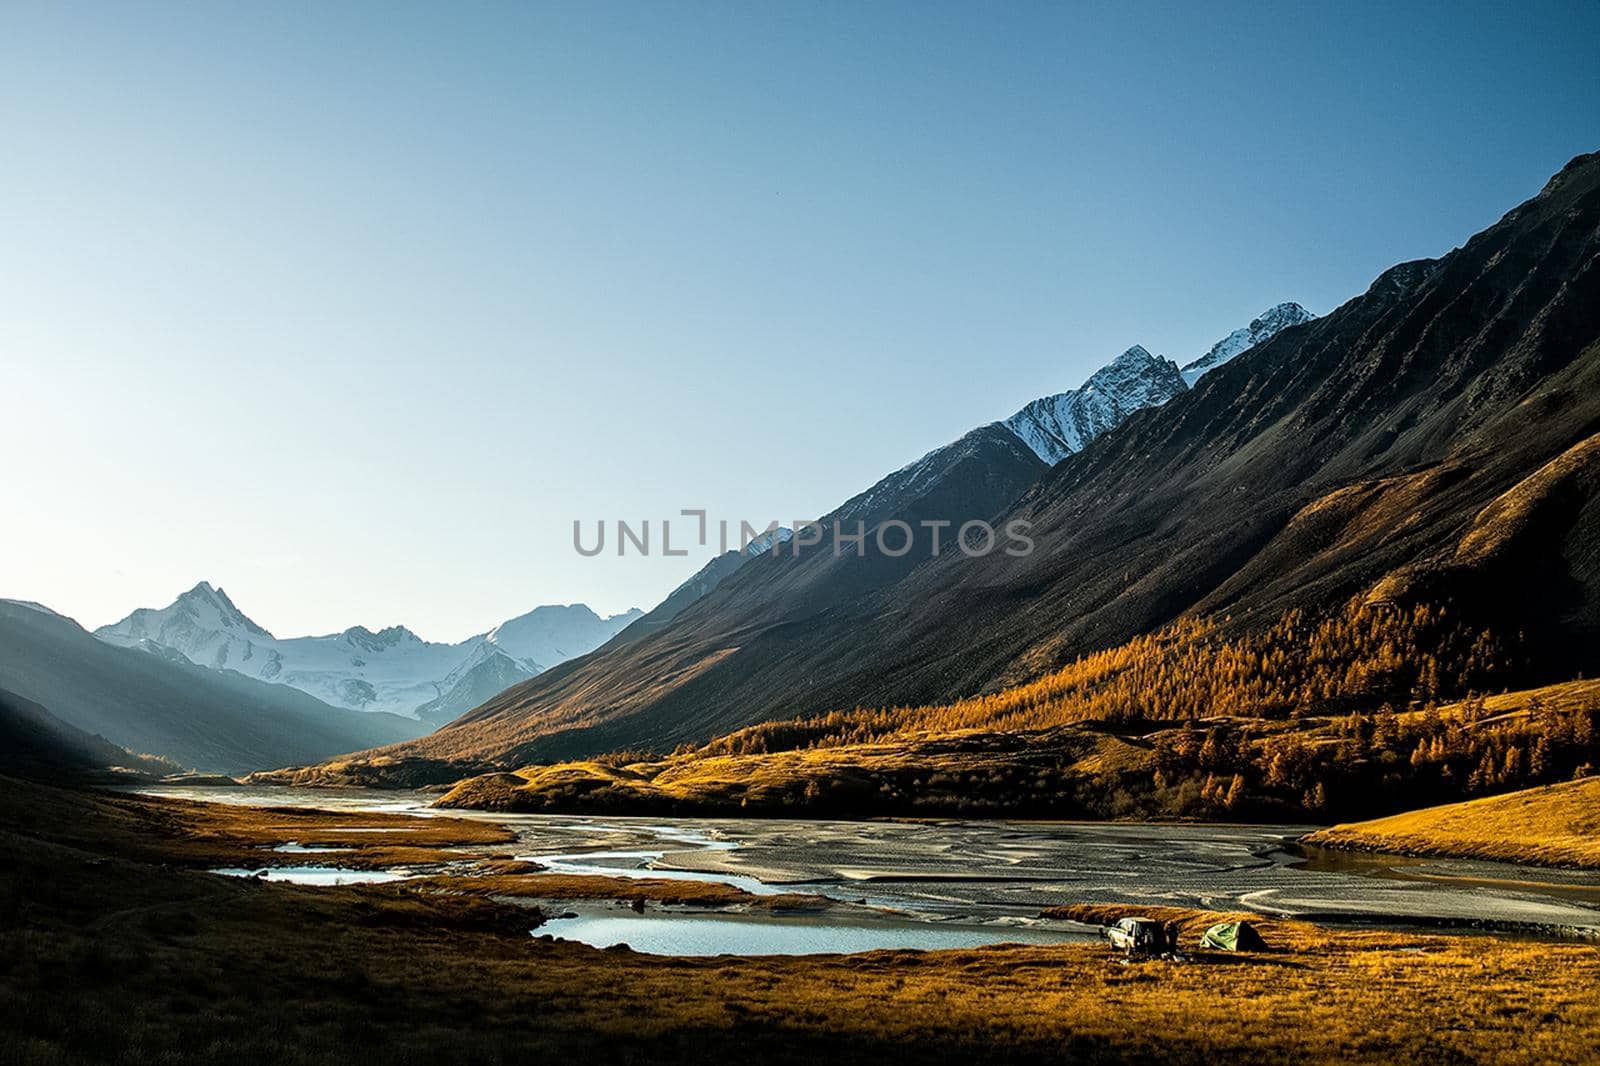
[613,533,794,646]
[831,423,1049,530]
[0,687,179,780]
[549,320,1303,658]
[328,153,1600,773]
[768,157,1600,719]
[953,154,1600,690]
[0,601,420,773]
[94,584,639,721]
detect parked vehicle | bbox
[1103,917,1176,957]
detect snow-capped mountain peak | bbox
[1003,345,1187,465]
[340,624,423,653]
[1001,305,1314,464]
[485,603,643,669]
[1108,343,1154,365]
[1180,302,1314,386]
[743,526,795,556]
[93,586,643,722]
[177,581,273,637]
[94,580,274,663]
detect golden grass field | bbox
[1304,776,1600,867]
[4,775,1600,1063]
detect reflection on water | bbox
[1292,845,1600,904]
[210,866,410,885]
[544,912,1092,956]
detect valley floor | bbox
[4,777,1600,1064]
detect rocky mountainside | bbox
[605,316,1305,657]
[609,314,1307,661]
[93,583,640,722]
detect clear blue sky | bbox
[2,1,1596,640]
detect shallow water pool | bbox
[210,866,410,886]
[543,911,1093,956]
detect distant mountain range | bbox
[92,583,642,724]
[7,293,1306,780]
[5,292,1318,780]
[0,600,420,773]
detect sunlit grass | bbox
[1305,776,1600,866]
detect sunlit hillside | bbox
[437,601,1599,825]
[694,599,1515,751]
[1304,775,1600,866]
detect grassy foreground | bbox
[5,777,1600,1064]
[1304,776,1600,868]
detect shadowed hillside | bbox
[0,602,419,774]
[0,688,179,781]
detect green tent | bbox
[1199,921,1268,952]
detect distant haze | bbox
[1,3,1595,640]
